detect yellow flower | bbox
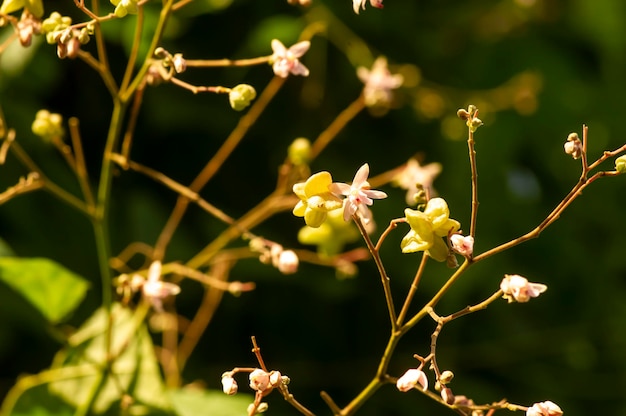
[400,197,460,262]
[293,171,342,228]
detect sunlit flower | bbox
[357,56,403,108]
[276,250,299,274]
[526,401,563,416]
[270,39,311,78]
[450,234,474,257]
[0,0,44,17]
[293,171,343,228]
[401,198,460,262]
[396,368,428,392]
[353,0,383,14]
[500,274,547,303]
[393,158,442,205]
[329,163,387,224]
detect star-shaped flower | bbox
[393,158,442,205]
[329,163,388,224]
[357,56,403,107]
[270,39,311,78]
[293,171,343,228]
[401,197,460,262]
[353,0,383,14]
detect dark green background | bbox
[1,0,626,414]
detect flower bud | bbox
[288,137,311,166]
[450,234,474,257]
[441,387,455,405]
[32,110,64,141]
[500,274,547,303]
[526,401,563,416]
[269,371,282,387]
[564,132,582,159]
[439,370,454,384]
[615,155,626,173]
[247,402,269,414]
[229,84,257,111]
[249,369,270,392]
[277,250,299,274]
[221,375,238,395]
[396,368,428,392]
[468,117,483,132]
[173,53,186,74]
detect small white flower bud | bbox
[441,387,455,405]
[247,402,269,414]
[450,234,474,257]
[269,371,282,387]
[526,401,563,416]
[439,370,454,384]
[277,250,299,274]
[500,274,547,303]
[221,375,238,395]
[249,369,270,392]
[396,368,428,392]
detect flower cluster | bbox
[41,12,92,59]
[221,368,290,414]
[31,109,64,142]
[292,164,387,228]
[400,197,460,262]
[563,132,582,160]
[500,274,547,303]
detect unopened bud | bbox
[456,108,470,121]
[564,132,582,159]
[450,235,474,257]
[269,371,282,387]
[288,137,311,166]
[439,370,454,384]
[277,250,299,274]
[173,53,186,73]
[249,369,270,392]
[247,402,269,414]
[468,117,483,132]
[221,375,238,395]
[441,387,455,405]
[229,84,257,111]
[615,155,626,173]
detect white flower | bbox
[450,234,474,257]
[396,368,428,392]
[526,401,563,416]
[357,56,403,107]
[277,250,299,274]
[353,0,384,14]
[500,274,547,303]
[329,163,387,224]
[142,261,181,312]
[393,158,442,205]
[270,39,311,78]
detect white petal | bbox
[288,41,311,58]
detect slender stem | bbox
[352,215,398,330]
[120,5,145,93]
[119,84,146,162]
[310,95,365,160]
[396,253,428,326]
[153,75,286,260]
[68,117,96,210]
[184,56,271,67]
[467,128,479,238]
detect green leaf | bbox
[49,303,173,415]
[168,388,253,416]
[0,257,89,324]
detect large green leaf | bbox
[168,388,253,416]
[0,257,89,324]
[48,303,173,415]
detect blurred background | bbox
[1,0,626,414]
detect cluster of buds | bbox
[228,84,257,111]
[614,154,626,173]
[146,47,186,85]
[563,132,583,159]
[457,105,483,133]
[41,12,92,59]
[31,109,64,142]
[250,238,299,275]
[222,368,290,413]
[500,274,547,303]
[15,10,41,47]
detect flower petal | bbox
[352,163,370,187]
[288,41,311,58]
[304,171,333,196]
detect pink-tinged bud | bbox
[500,274,547,303]
[526,401,563,416]
[269,371,282,387]
[221,375,238,395]
[249,369,270,392]
[396,368,428,392]
[277,250,299,274]
[450,234,474,257]
[441,387,455,405]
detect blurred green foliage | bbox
[1,0,626,414]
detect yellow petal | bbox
[303,171,333,197]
